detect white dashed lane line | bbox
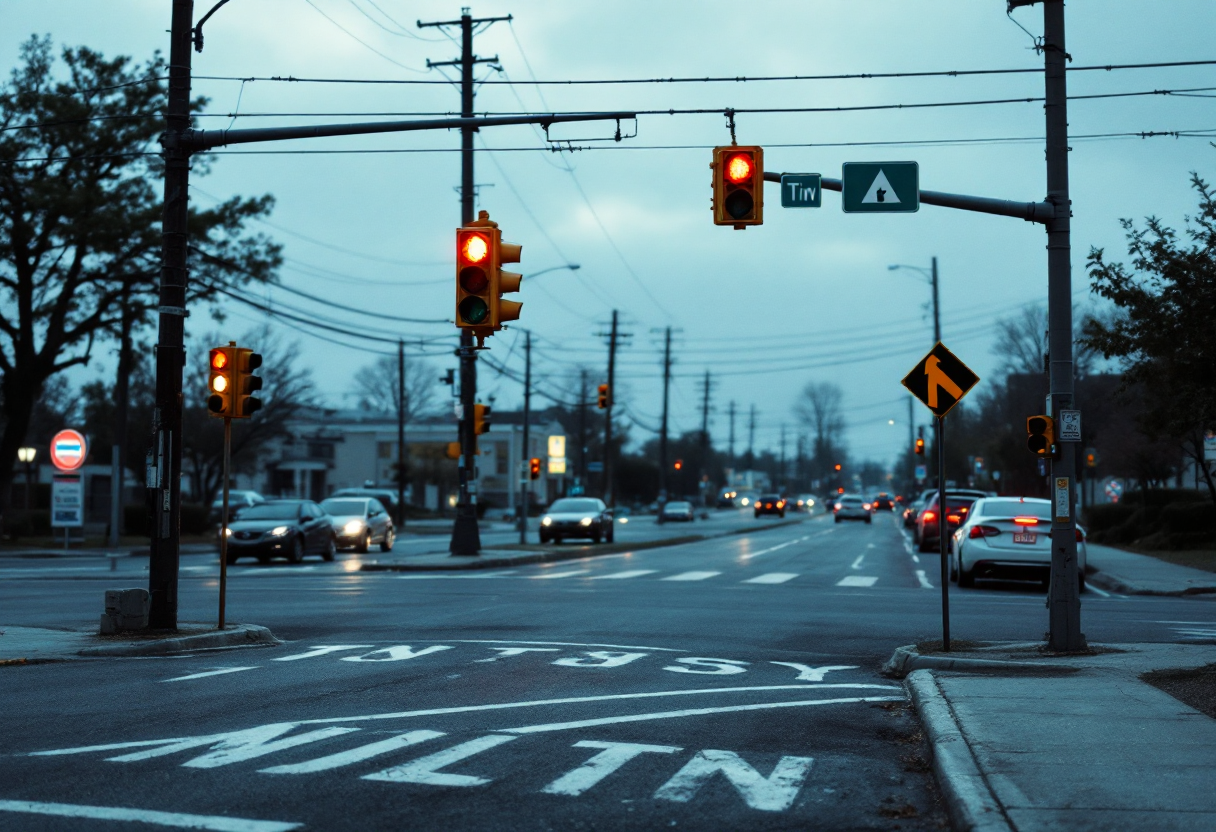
[591,570,659,580]
[161,667,260,683]
[661,571,722,581]
[744,573,799,585]
[835,576,878,588]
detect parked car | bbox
[917,491,983,552]
[754,494,786,518]
[320,497,395,553]
[223,500,336,565]
[540,497,613,544]
[952,496,1087,590]
[209,490,266,525]
[833,494,871,523]
[329,487,400,514]
[661,500,696,522]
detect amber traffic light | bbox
[834,463,842,472]
[597,384,610,410]
[712,145,763,228]
[1027,415,1055,456]
[529,457,541,480]
[914,438,925,455]
[474,404,491,437]
[208,347,235,417]
[674,459,683,471]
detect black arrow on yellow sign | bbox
[902,342,979,418]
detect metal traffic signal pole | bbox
[657,326,672,522]
[937,416,949,651]
[397,339,407,531]
[603,310,619,537]
[519,330,531,544]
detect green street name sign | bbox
[779,173,822,208]
[841,162,919,213]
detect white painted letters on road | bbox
[364,734,517,787]
[273,645,373,662]
[541,741,681,796]
[474,647,560,663]
[260,730,445,775]
[340,645,454,663]
[769,663,858,682]
[653,749,814,812]
[663,657,749,675]
[552,651,648,668]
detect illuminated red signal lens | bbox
[725,153,753,183]
[211,351,228,369]
[461,233,489,264]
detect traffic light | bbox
[712,145,763,228]
[455,211,522,341]
[597,384,610,410]
[473,404,491,437]
[529,457,541,480]
[914,438,925,455]
[1026,415,1055,456]
[446,442,461,460]
[834,463,842,472]
[1084,448,1098,468]
[233,348,263,418]
[207,346,235,417]
[674,459,683,471]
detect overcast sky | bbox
[6,1,1215,468]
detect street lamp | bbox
[527,264,581,279]
[17,447,36,511]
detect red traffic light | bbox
[725,153,753,183]
[461,232,489,264]
[211,351,228,370]
[674,459,683,471]
[529,457,541,480]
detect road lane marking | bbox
[591,569,658,580]
[541,741,681,796]
[553,651,648,668]
[654,749,814,812]
[739,540,802,560]
[850,555,865,570]
[835,576,878,587]
[498,694,904,734]
[260,730,445,774]
[912,554,921,563]
[744,573,798,584]
[448,638,684,652]
[530,569,590,579]
[1085,584,1112,598]
[364,734,518,787]
[0,800,300,832]
[662,571,721,581]
[769,663,858,682]
[395,571,518,580]
[916,570,933,589]
[161,667,259,683]
[474,647,561,662]
[273,645,373,662]
[341,645,453,663]
[663,657,749,675]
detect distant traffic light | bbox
[446,442,461,460]
[834,463,842,472]
[712,145,763,228]
[456,211,522,341]
[914,438,925,455]
[207,347,234,417]
[1084,448,1098,468]
[674,459,683,471]
[233,348,263,418]
[597,384,610,410]
[474,404,491,437]
[529,457,541,480]
[1026,415,1055,456]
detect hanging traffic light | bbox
[1027,415,1056,456]
[834,463,842,472]
[914,438,925,455]
[473,404,491,437]
[529,457,541,480]
[712,145,763,228]
[233,348,263,419]
[207,346,235,417]
[674,459,683,471]
[597,384,610,410]
[456,211,522,342]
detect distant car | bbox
[716,489,739,508]
[540,497,613,544]
[224,500,336,565]
[209,490,266,525]
[320,497,395,553]
[661,500,696,522]
[917,491,982,553]
[870,493,894,512]
[793,494,818,513]
[834,494,872,523]
[329,487,400,514]
[952,496,1087,591]
[754,494,786,518]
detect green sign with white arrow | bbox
[841,162,919,213]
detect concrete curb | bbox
[77,624,281,657]
[362,517,810,572]
[906,670,1013,832]
[882,645,1076,679]
[1086,568,1216,597]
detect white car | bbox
[833,494,871,523]
[952,496,1087,590]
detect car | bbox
[952,496,1087,591]
[223,500,336,565]
[209,490,266,525]
[661,500,696,522]
[716,489,739,508]
[793,494,819,513]
[329,487,400,514]
[833,494,872,523]
[753,494,786,518]
[870,493,894,512]
[320,497,395,553]
[917,491,983,553]
[539,497,613,544]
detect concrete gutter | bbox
[1,623,281,662]
[906,670,1014,832]
[882,644,1077,679]
[1086,567,1216,597]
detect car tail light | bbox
[1076,528,1085,542]
[922,510,936,522]
[1013,516,1039,526]
[947,514,962,524]
[969,525,1001,539]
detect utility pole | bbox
[518,330,531,544]
[578,368,588,488]
[420,9,510,556]
[779,424,787,491]
[658,326,672,517]
[396,339,407,530]
[748,405,756,467]
[699,370,712,506]
[728,401,737,473]
[603,310,619,512]
[931,256,941,344]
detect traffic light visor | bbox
[725,153,753,183]
[1027,416,1050,434]
[461,233,489,264]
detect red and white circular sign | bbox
[50,429,87,471]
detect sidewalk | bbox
[1087,542,1216,596]
[0,623,281,663]
[0,542,216,560]
[889,642,1216,832]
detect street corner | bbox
[1,622,281,662]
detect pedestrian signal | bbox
[597,384,610,410]
[1026,415,1055,456]
[529,457,541,480]
[207,347,234,417]
[712,145,763,228]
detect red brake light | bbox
[1013,517,1039,526]
[969,525,1002,539]
[947,514,961,524]
[922,511,936,522]
[1075,528,1085,542]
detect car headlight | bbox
[741,498,749,506]
[580,517,594,526]
[269,526,290,537]
[807,499,814,507]
[541,516,552,527]
[619,517,628,524]
[344,520,364,535]
[223,528,233,537]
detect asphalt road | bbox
[3,511,1213,831]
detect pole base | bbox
[449,504,481,556]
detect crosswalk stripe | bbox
[836,576,878,587]
[744,573,798,585]
[591,570,658,580]
[530,569,590,580]
[662,571,722,582]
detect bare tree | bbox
[992,303,1101,378]
[794,381,847,478]
[350,353,439,423]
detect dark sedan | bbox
[539,498,613,544]
[223,500,336,565]
[754,494,786,518]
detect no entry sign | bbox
[50,429,87,471]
